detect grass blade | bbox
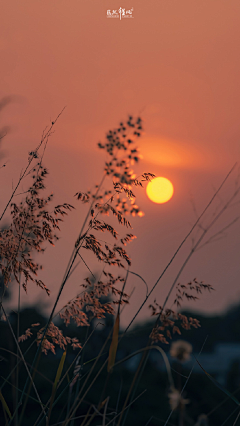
[46,350,67,426]
[107,313,119,373]
[0,389,12,420]
[194,355,240,406]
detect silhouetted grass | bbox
[0,104,240,426]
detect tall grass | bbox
[0,105,239,426]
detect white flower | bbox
[168,387,189,411]
[170,340,192,362]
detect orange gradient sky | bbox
[1,0,240,328]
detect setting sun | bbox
[146,177,174,204]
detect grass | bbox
[0,103,240,425]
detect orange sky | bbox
[1,0,240,328]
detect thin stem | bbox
[117,163,237,425]
[61,173,106,285]
[105,390,147,426]
[122,163,237,336]
[163,336,208,426]
[0,347,53,384]
[33,325,102,426]
[0,339,45,393]
[0,107,66,223]
[15,281,20,426]
[0,304,47,425]
[20,174,107,410]
[113,377,122,426]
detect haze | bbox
[1,0,240,328]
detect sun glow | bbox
[146,177,174,204]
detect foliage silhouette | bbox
[0,105,240,425]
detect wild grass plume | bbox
[0,105,239,426]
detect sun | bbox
[146,177,174,204]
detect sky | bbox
[1,0,240,329]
